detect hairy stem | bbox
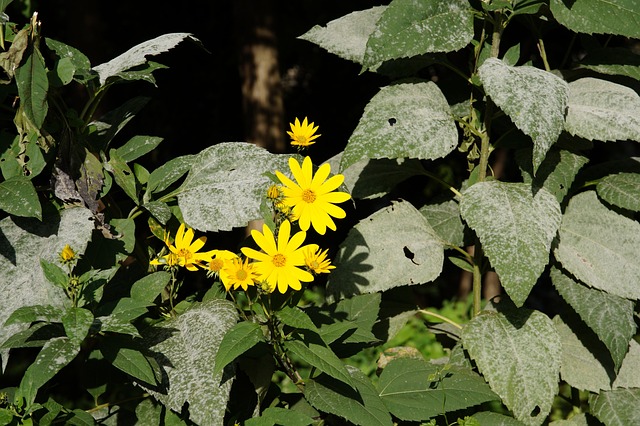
[537,38,551,71]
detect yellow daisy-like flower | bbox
[205,250,238,275]
[220,257,259,291]
[59,244,77,264]
[276,156,351,235]
[152,223,210,271]
[241,220,314,294]
[287,117,320,147]
[303,244,335,275]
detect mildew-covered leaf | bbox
[579,47,640,82]
[341,82,457,172]
[478,58,568,172]
[597,172,640,212]
[327,200,444,298]
[550,0,640,38]
[139,299,237,426]
[564,78,640,143]
[462,306,561,426]
[613,339,640,389]
[472,412,527,425]
[551,267,635,372]
[178,142,290,232]
[460,182,561,306]
[0,207,94,370]
[299,6,386,65]
[0,176,42,219]
[555,191,640,300]
[363,0,473,70]
[419,199,465,247]
[589,388,640,426]
[93,33,199,85]
[553,316,612,392]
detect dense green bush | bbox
[1,1,639,425]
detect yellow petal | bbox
[318,174,345,194]
[311,163,331,188]
[277,220,291,252]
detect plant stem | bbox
[421,170,463,198]
[419,309,463,330]
[537,38,551,71]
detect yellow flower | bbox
[59,244,77,264]
[206,250,238,275]
[287,117,320,147]
[152,223,210,271]
[303,244,335,274]
[220,257,259,291]
[276,156,351,235]
[241,220,314,294]
[266,184,282,201]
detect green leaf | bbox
[177,142,290,232]
[99,297,150,323]
[0,27,28,82]
[334,293,380,344]
[551,267,635,372]
[16,337,80,409]
[517,147,590,204]
[613,339,640,389]
[0,175,42,219]
[139,299,238,426]
[40,259,68,289]
[362,0,473,70]
[108,149,139,204]
[341,82,458,171]
[342,157,425,200]
[147,154,194,194]
[460,182,561,306]
[245,407,314,426]
[512,0,546,15]
[277,306,319,333]
[564,78,640,143]
[550,0,640,38]
[0,207,94,368]
[15,46,49,129]
[553,315,612,392]
[0,322,64,349]
[4,305,65,326]
[554,190,640,300]
[590,388,640,426]
[327,200,444,298]
[597,173,640,211]
[114,61,169,86]
[305,366,393,426]
[88,97,149,152]
[420,199,466,247]
[61,307,94,346]
[100,336,160,386]
[478,59,568,172]
[129,271,171,303]
[213,321,264,377]
[378,358,498,421]
[115,135,163,162]
[51,57,75,86]
[143,201,172,224]
[472,412,526,425]
[461,305,561,426]
[285,334,356,390]
[92,33,199,86]
[299,6,386,65]
[579,47,640,81]
[95,315,140,337]
[45,38,92,73]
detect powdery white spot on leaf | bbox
[564,78,640,143]
[478,58,568,173]
[139,299,238,426]
[460,181,561,307]
[363,0,473,70]
[341,82,458,172]
[299,6,386,65]
[178,142,291,232]
[327,200,443,298]
[462,307,561,426]
[0,207,94,371]
[555,190,640,300]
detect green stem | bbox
[421,170,463,198]
[472,245,483,317]
[418,309,463,330]
[537,38,551,71]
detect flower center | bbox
[311,260,320,269]
[178,248,192,261]
[209,258,224,272]
[236,269,248,281]
[272,253,287,267]
[302,189,317,203]
[296,136,308,145]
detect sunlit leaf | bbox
[597,172,640,212]
[580,47,640,81]
[0,176,42,219]
[460,182,561,306]
[589,388,640,426]
[213,321,264,377]
[15,46,48,128]
[550,0,640,38]
[555,191,640,300]
[341,82,458,171]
